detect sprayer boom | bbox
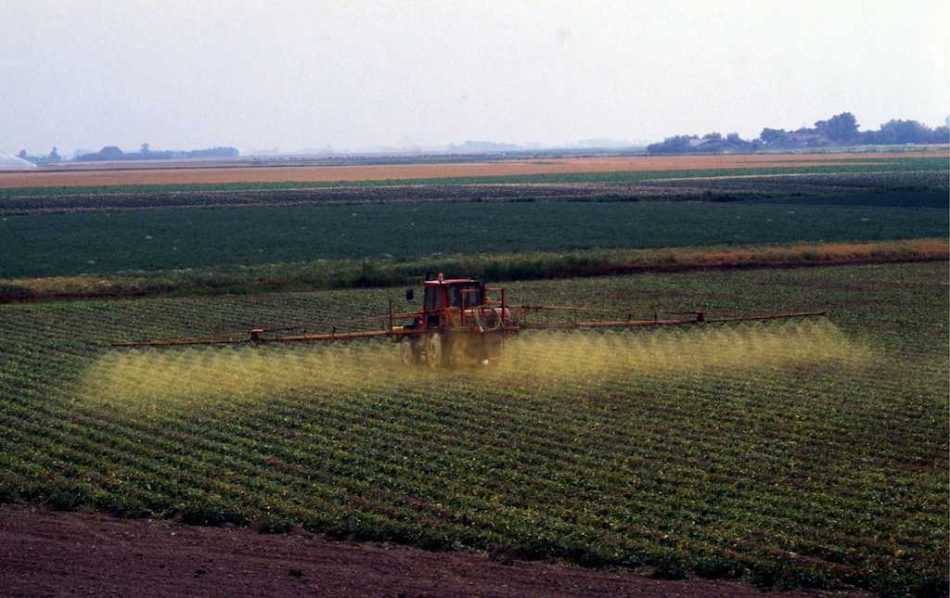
[110,328,399,348]
[110,275,828,369]
[519,309,828,331]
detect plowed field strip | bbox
[1,152,943,189]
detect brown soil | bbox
[0,151,942,189]
[0,505,860,597]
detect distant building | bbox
[780,131,832,148]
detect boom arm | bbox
[519,309,828,330]
[110,307,827,349]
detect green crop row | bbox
[0,262,946,594]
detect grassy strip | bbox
[1,238,945,303]
[0,157,945,199]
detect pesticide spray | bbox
[80,319,868,413]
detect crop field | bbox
[0,151,944,191]
[1,196,946,278]
[0,169,943,219]
[1,149,947,594]
[0,262,946,594]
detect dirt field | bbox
[0,151,941,189]
[0,505,862,597]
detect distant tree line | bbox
[73,143,239,162]
[15,144,239,164]
[647,112,949,154]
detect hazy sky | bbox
[2,0,947,154]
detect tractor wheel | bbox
[424,333,443,369]
[474,306,502,332]
[400,336,419,365]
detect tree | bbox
[47,147,60,162]
[98,146,125,160]
[814,112,859,143]
[17,149,28,159]
[140,143,151,154]
[884,119,932,143]
[759,128,787,144]
[646,135,697,154]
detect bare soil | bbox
[0,151,941,189]
[0,505,861,597]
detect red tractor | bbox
[393,274,515,367]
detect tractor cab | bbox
[422,276,484,327]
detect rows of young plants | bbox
[0,262,946,594]
[2,198,947,278]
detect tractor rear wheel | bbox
[400,336,419,365]
[424,333,443,368]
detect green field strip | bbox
[3,201,947,278]
[0,156,945,200]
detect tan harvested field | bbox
[0,150,943,189]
